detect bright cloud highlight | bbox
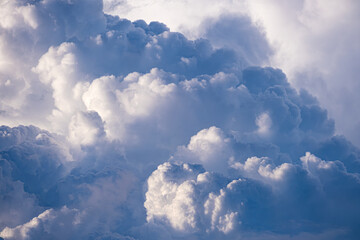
[0,1,359,240]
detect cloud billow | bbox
[0,1,359,239]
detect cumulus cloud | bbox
[0,125,70,230]
[0,209,55,240]
[0,0,359,240]
[172,127,233,174]
[244,0,360,146]
[145,152,360,239]
[104,0,360,147]
[0,126,141,240]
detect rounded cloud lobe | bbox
[104,0,360,147]
[0,1,359,240]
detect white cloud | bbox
[103,0,246,39]
[0,1,359,239]
[144,162,240,234]
[68,111,105,145]
[255,112,272,136]
[0,1,38,29]
[145,149,360,238]
[104,0,360,146]
[0,209,54,240]
[173,126,233,173]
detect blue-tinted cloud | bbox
[104,0,360,147]
[0,1,359,240]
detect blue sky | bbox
[0,1,359,239]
